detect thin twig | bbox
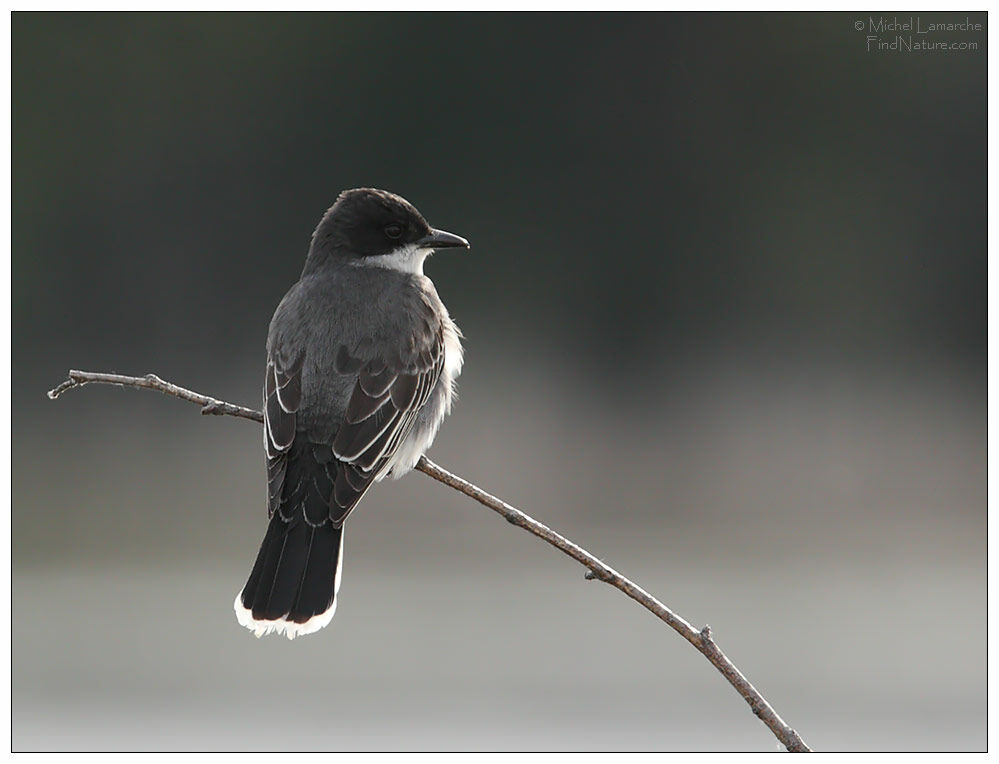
[47,370,264,422]
[47,368,811,752]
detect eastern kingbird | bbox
[235,188,469,639]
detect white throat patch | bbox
[357,244,433,275]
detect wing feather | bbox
[274,352,304,413]
[264,349,304,518]
[266,323,445,529]
[344,386,390,425]
[325,326,445,525]
[332,404,402,463]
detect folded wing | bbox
[265,324,444,529]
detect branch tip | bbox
[47,380,70,399]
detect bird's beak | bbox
[418,228,470,250]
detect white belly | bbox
[380,315,463,479]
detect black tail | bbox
[235,514,344,639]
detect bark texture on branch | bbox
[47,368,811,752]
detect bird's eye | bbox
[384,224,403,239]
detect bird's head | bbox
[304,188,469,275]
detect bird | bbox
[234,188,469,639]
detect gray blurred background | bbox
[13,12,985,752]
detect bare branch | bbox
[47,368,812,752]
[48,370,263,423]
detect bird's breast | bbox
[440,313,464,408]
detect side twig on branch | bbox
[47,368,811,753]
